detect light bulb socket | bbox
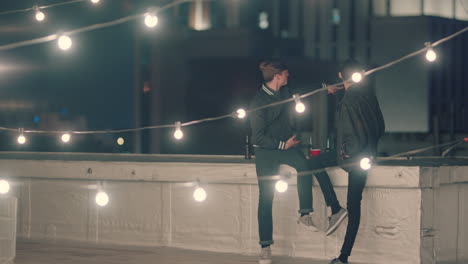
[424,42,433,50]
[146,7,160,14]
[293,94,303,105]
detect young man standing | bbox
[327,59,385,264]
[250,60,347,264]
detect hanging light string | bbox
[0,0,85,16]
[0,0,196,52]
[365,27,468,76]
[0,2,465,137]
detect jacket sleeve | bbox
[250,108,287,150]
[337,102,368,158]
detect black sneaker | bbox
[329,257,348,263]
[326,208,348,236]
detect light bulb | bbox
[90,0,100,4]
[295,102,305,113]
[426,49,437,62]
[117,137,124,145]
[144,13,158,28]
[174,121,183,140]
[61,133,71,143]
[360,157,372,170]
[35,11,45,22]
[236,108,246,119]
[58,35,72,50]
[95,191,109,206]
[351,72,363,83]
[275,180,288,193]
[293,94,305,113]
[17,135,26,144]
[193,187,207,202]
[0,180,10,194]
[174,129,183,140]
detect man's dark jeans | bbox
[310,151,368,256]
[255,147,340,246]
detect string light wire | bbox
[0,1,465,145]
[0,0,85,16]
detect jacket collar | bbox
[262,83,279,96]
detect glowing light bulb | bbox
[295,102,305,113]
[61,133,71,143]
[35,10,45,22]
[293,94,305,113]
[275,180,288,193]
[117,137,124,145]
[58,35,72,50]
[0,180,10,194]
[17,135,26,144]
[174,121,183,140]
[144,13,158,28]
[174,130,183,140]
[95,191,109,206]
[236,108,246,119]
[193,187,207,202]
[351,72,363,83]
[90,0,100,4]
[360,157,372,170]
[426,49,437,62]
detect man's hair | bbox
[340,59,365,80]
[259,60,288,82]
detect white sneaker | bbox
[297,214,318,231]
[259,246,272,264]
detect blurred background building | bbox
[0,0,467,156]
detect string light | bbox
[61,133,71,143]
[425,42,437,62]
[17,129,26,145]
[275,180,288,193]
[351,72,363,83]
[293,94,305,113]
[57,35,72,50]
[174,121,183,140]
[117,137,125,145]
[0,180,10,194]
[34,7,45,22]
[95,191,109,206]
[360,157,372,170]
[0,4,464,145]
[236,108,246,119]
[193,187,207,202]
[144,12,158,28]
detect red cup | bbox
[310,149,321,157]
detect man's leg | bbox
[339,169,367,261]
[280,148,313,215]
[255,149,279,247]
[308,152,341,213]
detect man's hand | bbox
[327,84,340,95]
[284,135,300,150]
